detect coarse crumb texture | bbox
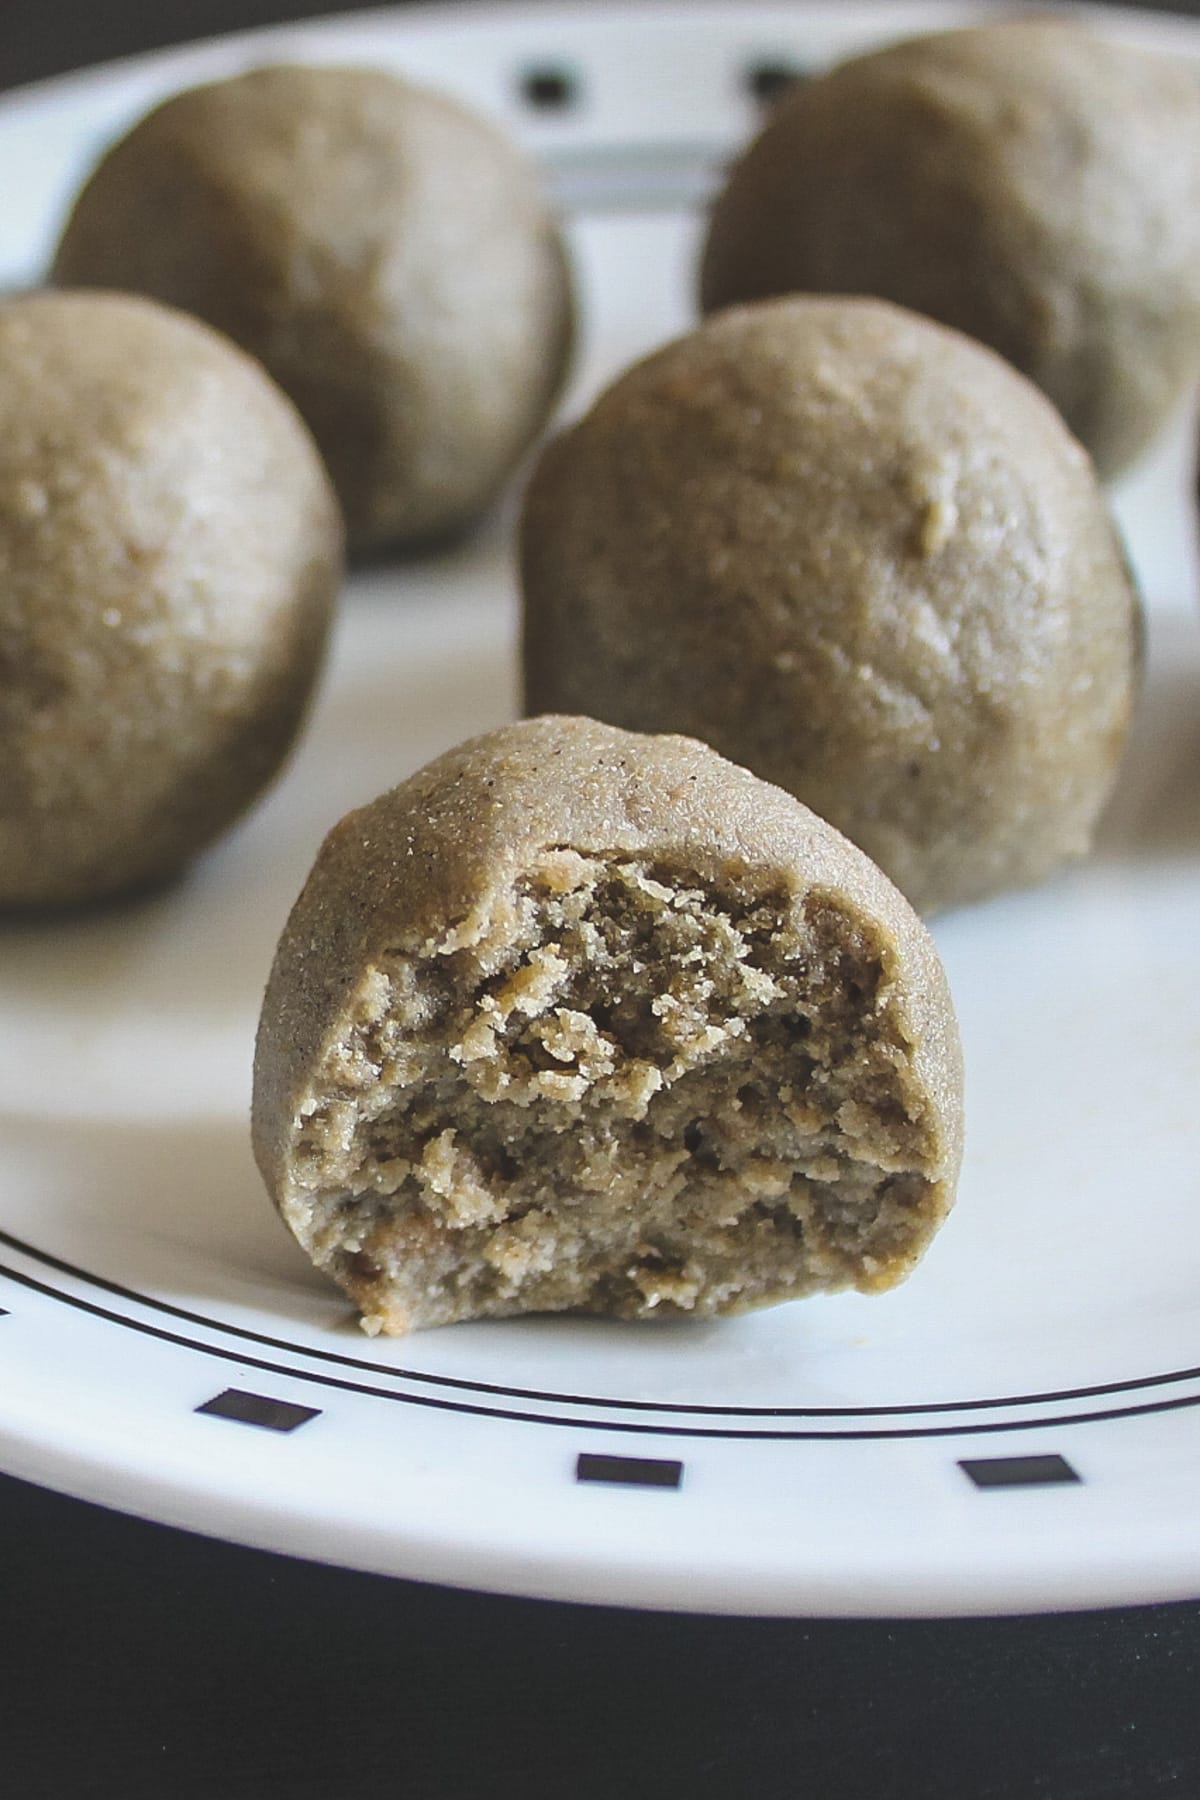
[252,718,962,1334]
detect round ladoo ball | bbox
[252,715,963,1336]
[0,290,342,909]
[52,64,576,552]
[699,17,1200,478]
[520,297,1142,915]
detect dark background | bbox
[3,3,1200,1796]
[4,0,1200,87]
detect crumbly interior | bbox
[286,852,943,1333]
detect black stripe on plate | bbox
[960,1454,1081,1489]
[4,1254,1200,1439]
[195,1388,320,1433]
[4,1226,1200,1420]
[577,1453,683,1488]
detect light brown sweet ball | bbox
[520,297,1142,915]
[52,64,576,552]
[251,716,963,1335]
[0,290,342,909]
[699,17,1200,478]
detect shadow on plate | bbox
[0,1107,338,1318]
[1094,610,1200,861]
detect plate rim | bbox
[4,0,1200,1618]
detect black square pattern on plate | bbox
[195,1388,321,1433]
[576,1453,684,1489]
[520,65,579,111]
[745,59,806,105]
[959,1453,1081,1490]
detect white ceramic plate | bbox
[2,0,1200,1618]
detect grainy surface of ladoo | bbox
[699,17,1200,478]
[521,297,1142,915]
[52,63,576,552]
[0,289,341,908]
[252,717,963,1334]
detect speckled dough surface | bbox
[252,716,963,1335]
[0,289,342,908]
[520,297,1142,914]
[699,17,1200,477]
[52,64,576,551]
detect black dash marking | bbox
[576,1453,683,1489]
[0,1307,9,1317]
[960,1453,1080,1489]
[195,1388,320,1433]
[745,59,806,106]
[520,65,580,111]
